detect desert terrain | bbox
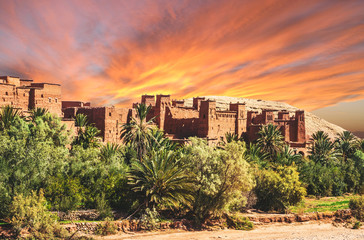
[96,223,363,240]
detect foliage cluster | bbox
[9,190,68,239]
[1,104,364,237]
[224,214,254,230]
[349,195,364,221]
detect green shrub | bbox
[353,221,361,229]
[183,139,254,221]
[139,208,160,230]
[224,214,254,230]
[94,218,116,236]
[9,190,68,239]
[349,195,364,221]
[255,166,306,212]
[45,176,85,212]
[96,193,113,220]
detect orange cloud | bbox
[0,0,364,111]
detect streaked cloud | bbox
[1,0,364,115]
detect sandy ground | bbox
[95,223,364,240]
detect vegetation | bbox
[182,138,253,221]
[225,214,254,230]
[128,148,194,210]
[9,190,68,239]
[349,195,364,221]
[255,166,306,211]
[0,103,364,238]
[290,195,353,213]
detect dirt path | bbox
[97,223,364,240]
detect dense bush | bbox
[255,166,306,211]
[0,116,68,217]
[224,214,254,230]
[94,218,117,236]
[182,138,254,221]
[349,195,364,221]
[9,190,68,239]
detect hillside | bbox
[184,96,347,140]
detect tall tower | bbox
[193,97,205,110]
[295,110,306,143]
[141,95,155,106]
[230,102,247,137]
[198,100,216,138]
[155,94,170,130]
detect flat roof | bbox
[0,75,19,78]
[31,82,61,86]
[0,83,15,86]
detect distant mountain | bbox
[184,96,347,140]
[353,131,364,139]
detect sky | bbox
[0,0,363,132]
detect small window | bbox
[109,112,112,117]
[5,92,8,95]
[55,98,58,103]
[48,98,51,103]
[203,114,206,119]
[41,94,44,98]
[23,93,25,97]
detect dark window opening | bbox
[109,112,112,117]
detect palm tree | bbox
[256,124,284,158]
[75,113,88,127]
[128,148,194,210]
[28,107,48,122]
[120,103,155,160]
[354,139,364,152]
[309,131,339,165]
[72,113,101,149]
[245,143,270,168]
[275,145,302,166]
[335,131,356,161]
[82,125,101,148]
[149,128,179,151]
[100,142,122,162]
[0,105,19,130]
[219,132,241,147]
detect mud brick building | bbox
[139,95,306,150]
[0,75,307,150]
[62,101,134,143]
[0,76,62,116]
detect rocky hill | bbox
[184,96,347,140]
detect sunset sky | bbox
[0,0,363,133]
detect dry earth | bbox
[184,96,347,140]
[94,223,364,240]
